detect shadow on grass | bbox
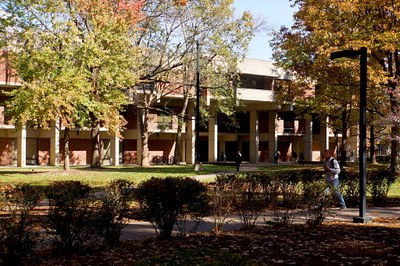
[72,164,237,175]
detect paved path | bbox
[120,163,400,241]
[120,206,400,240]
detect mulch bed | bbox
[19,218,400,265]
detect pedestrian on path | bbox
[273,150,280,164]
[235,151,242,172]
[299,151,305,165]
[323,149,346,210]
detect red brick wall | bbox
[59,138,92,165]
[123,139,137,164]
[0,52,19,84]
[259,112,269,133]
[122,139,175,164]
[149,140,174,156]
[38,138,50,165]
[0,138,14,166]
[122,106,138,130]
[258,141,269,162]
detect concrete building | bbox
[0,56,356,167]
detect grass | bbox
[1,162,400,197]
[134,248,251,266]
[0,163,236,187]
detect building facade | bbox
[0,56,357,167]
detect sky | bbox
[234,0,297,60]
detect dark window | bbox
[284,119,295,133]
[239,74,271,90]
[312,117,321,135]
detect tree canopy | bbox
[132,0,256,166]
[0,0,143,169]
[271,0,400,167]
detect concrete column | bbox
[110,134,120,166]
[17,127,26,167]
[304,118,313,161]
[320,116,329,155]
[269,111,278,162]
[186,107,195,164]
[181,140,186,163]
[208,106,218,162]
[50,121,60,166]
[249,110,259,163]
[136,112,142,165]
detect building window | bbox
[284,119,295,133]
[157,114,173,130]
[239,74,271,90]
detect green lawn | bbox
[1,163,400,197]
[0,164,235,187]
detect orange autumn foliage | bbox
[173,0,187,6]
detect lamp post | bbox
[194,40,201,171]
[330,47,371,223]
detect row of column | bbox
[14,111,332,167]
[203,109,328,163]
[16,122,121,167]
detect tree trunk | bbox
[138,108,151,167]
[174,93,190,164]
[340,110,348,165]
[91,122,102,168]
[174,117,183,164]
[390,93,399,171]
[370,124,377,164]
[63,127,70,171]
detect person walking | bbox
[273,150,280,164]
[323,149,346,210]
[299,151,305,165]
[235,151,242,172]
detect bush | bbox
[0,184,42,265]
[45,181,93,251]
[340,170,359,207]
[233,172,279,229]
[174,178,210,235]
[91,179,135,245]
[367,169,398,205]
[272,171,303,224]
[302,180,335,225]
[211,174,237,233]
[135,177,209,238]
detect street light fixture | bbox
[330,47,371,223]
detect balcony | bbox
[236,88,274,102]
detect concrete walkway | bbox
[119,163,400,241]
[120,206,400,240]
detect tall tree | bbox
[0,0,143,169]
[133,0,256,166]
[271,0,399,169]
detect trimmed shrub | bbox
[211,174,237,233]
[272,170,303,224]
[175,178,210,235]
[134,177,209,238]
[341,170,361,207]
[302,180,335,225]
[0,184,42,265]
[367,169,398,205]
[91,179,135,246]
[234,172,279,229]
[45,181,93,251]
